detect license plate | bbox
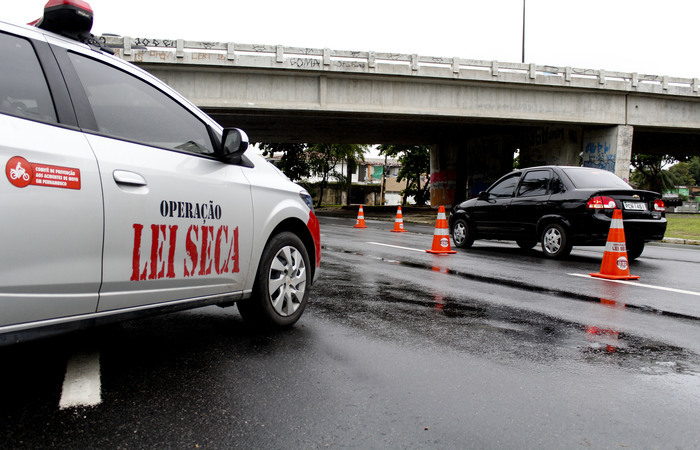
[623,201,647,211]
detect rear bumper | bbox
[570,212,667,244]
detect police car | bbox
[1,0,321,344]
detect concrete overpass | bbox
[104,36,700,205]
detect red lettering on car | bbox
[198,226,214,276]
[131,223,238,280]
[149,224,166,280]
[131,224,148,281]
[184,225,199,277]
[166,225,178,278]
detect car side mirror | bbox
[221,128,249,164]
[478,191,489,200]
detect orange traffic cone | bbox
[353,205,368,228]
[391,206,407,232]
[590,209,639,280]
[426,206,456,254]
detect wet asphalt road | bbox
[2,215,700,448]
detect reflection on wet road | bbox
[314,248,700,377]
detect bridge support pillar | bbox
[430,136,515,207]
[582,125,633,182]
[429,143,459,208]
[518,126,582,168]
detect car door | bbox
[61,50,254,312]
[0,31,102,327]
[471,172,520,237]
[508,169,553,239]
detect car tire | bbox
[516,239,537,250]
[626,238,645,261]
[541,223,572,259]
[237,231,310,328]
[451,218,475,248]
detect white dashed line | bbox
[367,241,425,253]
[568,273,700,297]
[59,352,102,409]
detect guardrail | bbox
[101,36,700,98]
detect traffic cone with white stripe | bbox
[590,209,639,280]
[391,206,407,233]
[426,206,456,254]
[353,205,368,228]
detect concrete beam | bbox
[582,126,634,181]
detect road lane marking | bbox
[59,352,102,409]
[367,242,425,253]
[568,273,700,297]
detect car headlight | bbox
[299,190,314,212]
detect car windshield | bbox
[561,167,631,189]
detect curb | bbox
[662,238,700,246]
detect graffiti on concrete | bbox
[134,38,175,48]
[582,141,616,172]
[287,58,366,69]
[334,61,366,69]
[289,58,321,68]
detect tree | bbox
[667,156,700,187]
[689,156,700,183]
[667,162,696,187]
[257,143,310,182]
[629,154,679,193]
[378,144,431,205]
[307,143,366,207]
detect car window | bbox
[562,167,631,189]
[0,32,57,124]
[67,52,215,155]
[488,173,520,198]
[549,173,565,194]
[517,170,550,197]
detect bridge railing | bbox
[101,36,700,98]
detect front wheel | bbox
[541,223,572,259]
[516,239,537,250]
[237,232,310,328]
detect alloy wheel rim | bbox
[268,245,306,316]
[544,228,561,254]
[454,223,466,244]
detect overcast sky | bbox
[5,0,700,79]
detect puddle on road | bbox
[314,255,700,377]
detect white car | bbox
[0,1,320,344]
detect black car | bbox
[448,166,667,259]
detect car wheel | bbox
[516,239,537,250]
[237,232,310,328]
[626,238,645,261]
[541,223,572,259]
[451,218,475,248]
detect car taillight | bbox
[653,199,666,212]
[587,196,616,209]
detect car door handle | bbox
[113,170,147,186]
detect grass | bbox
[665,214,700,241]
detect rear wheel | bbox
[626,238,645,261]
[451,218,475,248]
[541,223,572,259]
[237,232,310,328]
